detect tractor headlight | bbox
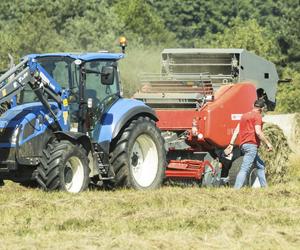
[10,127,20,145]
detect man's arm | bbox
[230,123,240,145]
[224,123,240,155]
[255,125,273,151]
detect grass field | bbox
[1,154,300,250]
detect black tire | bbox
[36,140,90,193]
[109,117,166,190]
[19,180,38,188]
[228,156,243,186]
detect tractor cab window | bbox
[38,58,72,90]
[84,60,119,107]
[18,57,76,104]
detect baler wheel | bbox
[109,117,166,189]
[36,140,90,193]
[228,157,243,186]
[229,156,259,187]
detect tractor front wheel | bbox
[36,140,90,193]
[109,117,166,189]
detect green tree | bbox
[0,23,21,69]
[198,18,281,62]
[61,1,123,51]
[151,0,299,72]
[0,0,298,81]
[151,0,243,46]
[0,0,125,69]
[276,68,300,113]
[0,12,64,69]
[277,1,300,71]
[114,0,176,47]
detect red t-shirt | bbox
[239,110,263,146]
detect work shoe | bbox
[220,177,230,187]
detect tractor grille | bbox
[0,127,15,143]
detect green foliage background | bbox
[0,0,299,112]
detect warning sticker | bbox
[231,114,242,120]
[63,99,68,106]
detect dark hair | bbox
[256,88,265,98]
[254,99,265,108]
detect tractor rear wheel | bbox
[109,117,165,189]
[36,140,90,193]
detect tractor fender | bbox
[92,98,157,153]
[54,131,92,154]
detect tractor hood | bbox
[0,103,59,147]
[0,103,58,128]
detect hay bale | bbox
[259,123,291,184]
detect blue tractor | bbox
[0,50,166,192]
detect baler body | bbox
[134,48,278,185]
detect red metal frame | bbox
[156,109,198,131]
[165,160,215,180]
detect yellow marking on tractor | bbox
[63,99,68,107]
[63,111,68,125]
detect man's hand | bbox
[267,143,273,152]
[224,144,234,155]
[255,125,273,152]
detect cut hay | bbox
[292,113,300,145]
[259,123,291,184]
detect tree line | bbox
[0,0,299,112]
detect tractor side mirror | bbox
[101,66,114,85]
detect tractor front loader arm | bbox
[0,58,31,103]
[0,57,66,130]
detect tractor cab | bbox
[18,53,124,135]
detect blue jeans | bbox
[234,143,267,189]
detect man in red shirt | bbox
[225,99,273,189]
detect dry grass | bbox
[1,125,300,249]
[287,151,300,182]
[1,177,300,250]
